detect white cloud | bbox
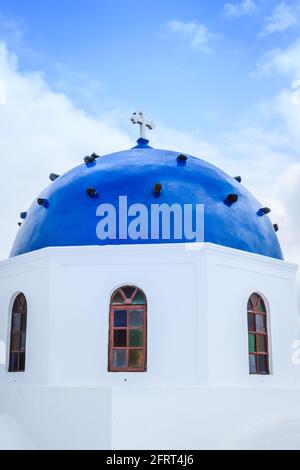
[224,0,257,18]
[0,42,132,259]
[262,2,300,35]
[167,21,217,52]
[256,38,300,78]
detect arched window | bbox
[9,293,27,372]
[109,286,147,372]
[247,293,269,375]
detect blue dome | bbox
[10,138,283,260]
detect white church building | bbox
[0,113,300,450]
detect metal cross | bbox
[130,111,155,139]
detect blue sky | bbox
[0,0,300,275]
[0,0,298,136]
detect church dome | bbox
[10,137,283,260]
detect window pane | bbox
[130,310,143,328]
[19,352,25,371]
[9,352,18,371]
[113,349,127,368]
[114,310,127,327]
[129,349,143,368]
[258,300,266,313]
[20,332,26,352]
[129,330,143,347]
[111,291,125,305]
[247,313,255,332]
[257,355,269,374]
[10,332,20,351]
[113,329,127,347]
[249,354,256,374]
[250,294,259,309]
[12,313,21,332]
[122,286,136,299]
[257,335,267,353]
[248,334,256,353]
[256,314,266,332]
[132,290,146,305]
[18,293,26,308]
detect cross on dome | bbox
[130,111,155,140]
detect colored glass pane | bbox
[10,332,20,351]
[129,330,143,347]
[248,313,255,332]
[111,291,125,305]
[255,315,266,332]
[122,286,136,299]
[257,355,269,374]
[20,332,26,352]
[113,349,127,368]
[249,355,256,374]
[257,335,267,353]
[19,353,25,371]
[129,349,143,368]
[9,352,18,371]
[130,310,143,328]
[250,294,259,308]
[248,334,255,353]
[12,313,21,332]
[114,310,127,327]
[132,291,146,305]
[113,330,127,347]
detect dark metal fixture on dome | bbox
[273,224,279,232]
[37,198,48,207]
[84,153,101,165]
[258,207,271,216]
[20,212,27,220]
[225,194,238,205]
[177,154,188,163]
[49,173,60,182]
[234,176,242,183]
[153,183,162,196]
[86,188,98,198]
[84,155,96,164]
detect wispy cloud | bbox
[261,2,300,35]
[224,0,257,18]
[0,42,132,259]
[0,14,25,45]
[167,20,217,52]
[256,38,300,77]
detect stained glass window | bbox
[109,286,147,372]
[247,293,269,375]
[9,293,27,372]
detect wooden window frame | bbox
[8,293,27,373]
[108,286,147,372]
[248,293,270,375]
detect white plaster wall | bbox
[110,386,300,450]
[0,254,51,385]
[47,245,204,387]
[0,243,298,390]
[0,385,111,450]
[205,244,299,387]
[0,243,299,450]
[2,384,300,449]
